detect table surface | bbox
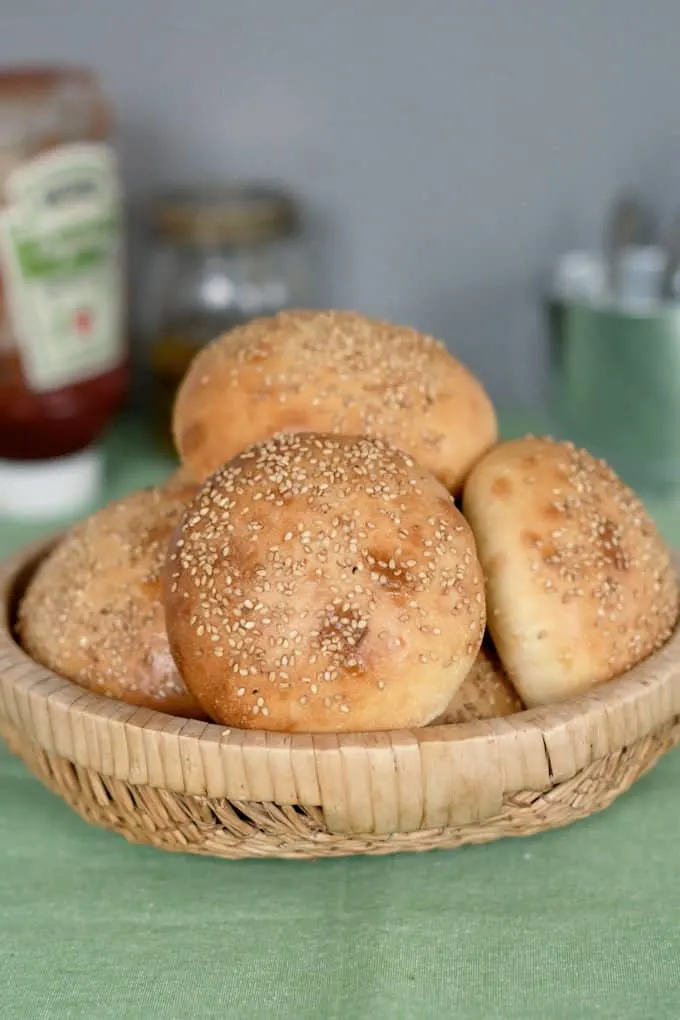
[2,417,680,1020]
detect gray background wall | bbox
[4,1,680,407]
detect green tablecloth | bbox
[2,417,680,1020]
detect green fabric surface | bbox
[2,416,680,1020]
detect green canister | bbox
[549,297,680,494]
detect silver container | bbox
[549,298,680,494]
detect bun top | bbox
[18,485,206,719]
[172,309,497,492]
[164,431,486,732]
[463,437,679,707]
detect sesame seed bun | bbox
[431,640,523,724]
[160,464,200,493]
[18,486,207,720]
[462,437,679,708]
[172,309,497,493]
[164,432,486,732]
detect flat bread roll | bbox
[462,437,679,707]
[18,486,206,719]
[164,432,486,732]
[172,309,497,493]
[432,641,523,724]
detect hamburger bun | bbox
[432,641,523,724]
[18,485,206,719]
[160,463,199,494]
[164,432,486,732]
[172,309,497,492]
[462,437,679,707]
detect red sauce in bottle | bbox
[0,67,127,506]
[0,350,127,461]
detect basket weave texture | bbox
[2,540,680,861]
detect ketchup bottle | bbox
[0,66,127,519]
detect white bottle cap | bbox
[0,447,103,520]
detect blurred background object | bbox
[548,195,680,495]
[4,2,680,515]
[148,184,308,447]
[7,1,680,406]
[0,64,126,519]
[548,290,680,494]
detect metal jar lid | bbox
[150,184,299,246]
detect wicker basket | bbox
[1,538,680,861]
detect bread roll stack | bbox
[16,308,678,733]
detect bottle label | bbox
[0,142,124,392]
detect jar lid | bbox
[150,185,299,245]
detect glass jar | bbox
[0,65,127,519]
[149,185,308,448]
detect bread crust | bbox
[463,437,679,707]
[19,485,206,719]
[173,309,497,492]
[432,641,523,724]
[165,432,486,732]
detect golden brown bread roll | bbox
[462,437,679,707]
[160,463,199,494]
[172,309,497,492]
[164,432,486,732]
[432,641,523,724]
[18,485,207,719]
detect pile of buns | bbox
[18,309,679,733]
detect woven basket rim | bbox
[1,535,679,751]
[3,536,680,841]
